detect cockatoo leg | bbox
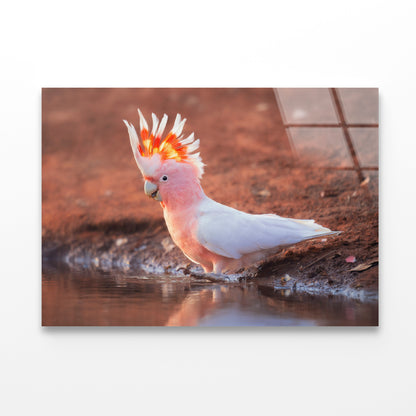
[187,261,233,282]
[200,263,213,273]
[212,260,224,275]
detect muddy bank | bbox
[42,214,378,301]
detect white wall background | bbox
[1,1,415,415]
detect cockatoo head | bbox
[124,109,205,204]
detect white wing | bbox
[196,197,338,259]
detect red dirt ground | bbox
[42,88,378,295]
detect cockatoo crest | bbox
[123,109,204,179]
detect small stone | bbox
[161,237,176,252]
[115,237,128,247]
[257,189,271,198]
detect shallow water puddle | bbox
[42,266,378,326]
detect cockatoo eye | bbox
[160,175,168,182]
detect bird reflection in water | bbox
[42,268,378,326]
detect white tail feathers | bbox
[290,218,341,238]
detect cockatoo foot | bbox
[190,271,241,283]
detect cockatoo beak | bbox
[144,180,162,201]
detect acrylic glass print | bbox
[42,88,378,326]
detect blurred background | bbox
[42,88,378,239]
[43,88,291,238]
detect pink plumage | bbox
[124,109,339,275]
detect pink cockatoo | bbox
[124,109,339,275]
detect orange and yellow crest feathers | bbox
[124,109,204,178]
